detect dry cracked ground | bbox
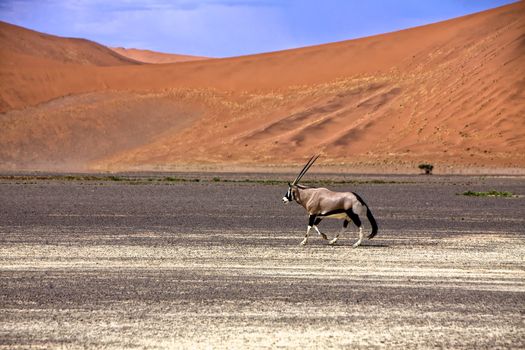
[0,174,524,349]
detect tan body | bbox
[292,186,365,218]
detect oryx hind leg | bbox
[329,219,349,245]
[347,211,363,247]
[353,227,364,248]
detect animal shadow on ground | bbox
[307,240,390,248]
[330,241,390,249]
[356,242,389,248]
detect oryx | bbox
[282,155,378,247]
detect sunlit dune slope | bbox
[111,47,209,64]
[0,21,138,66]
[0,2,523,172]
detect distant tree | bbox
[418,163,434,175]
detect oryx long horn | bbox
[292,154,320,185]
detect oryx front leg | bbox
[314,226,327,240]
[301,215,317,246]
[312,218,327,240]
[301,225,311,245]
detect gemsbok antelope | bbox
[282,155,378,247]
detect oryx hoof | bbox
[328,238,338,245]
[300,239,308,246]
[352,241,362,248]
[320,233,328,240]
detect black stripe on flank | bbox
[318,209,347,217]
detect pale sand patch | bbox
[1,231,523,349]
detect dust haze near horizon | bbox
[0,0,518,57]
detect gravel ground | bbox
[0,175,524,349]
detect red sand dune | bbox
[0,2,524,173]
[110,47,209,64]
[0,21,138,66]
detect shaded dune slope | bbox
[0,3,523,172]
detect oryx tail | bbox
[352,192,378,239]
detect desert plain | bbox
[0,174,524,349]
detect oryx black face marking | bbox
[282,155,378,247]
[282,184,294,203]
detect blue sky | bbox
[0,0,517,57]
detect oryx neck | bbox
[292,185,313,207]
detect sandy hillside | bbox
[0,21,138,66]
[111,47,209,64]
[0,3,524,172]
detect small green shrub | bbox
[460,190,514,197]
[418,163,434,175]
[107,175,123,181]
[164,177,179,182]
